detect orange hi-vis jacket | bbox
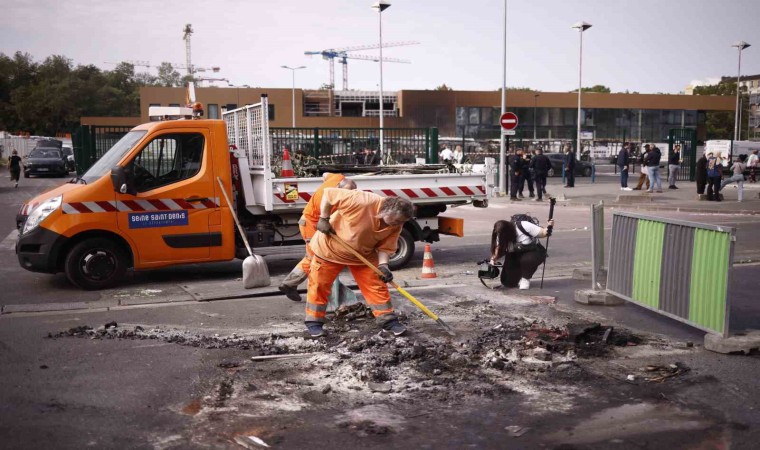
[301,173,345,230]
[310,189,401,265]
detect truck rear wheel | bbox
[65,238,128,290]
[389,229,415,270]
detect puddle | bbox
[548,402,711,444]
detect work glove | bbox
[316,217,334,234]
[378,264,393,283]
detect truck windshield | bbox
[81,131,147,184]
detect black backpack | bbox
[510,214,543,252]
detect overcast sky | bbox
[2,0,759,94]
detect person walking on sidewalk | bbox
[633,145,651,190]
[696,152,709,195]
[720,154,748,202]
[278,173,357,301]
[748,149,759,183]
[530,148,551,201]
[305,189,413,338]
[668,144,682,189]
[617,143,632,190]
[519,151,535,198]
[564,145,576,188]
[644,145,663,193]
[706,152,723,201]
[508,149,523,201]
[8,149,22,188]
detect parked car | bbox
[23,147,69,177]
[545,153,594,177]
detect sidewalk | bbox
[492,174,760,214]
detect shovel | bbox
[217,177,270,288]
[328,233,455,336]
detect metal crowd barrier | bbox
[607,211,735,336]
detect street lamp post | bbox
[372,0,391,164]
[281,65,306,128]
[732,41,750,143]
[572,21,592,160]
[499,0,507,196]
[533,93,540,141]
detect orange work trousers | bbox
[305,256,397,326]
[296,220,317,274]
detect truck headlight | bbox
[22,195,62,235]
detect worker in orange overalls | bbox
[279,173,356,301]
[305,189,414,338]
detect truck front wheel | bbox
[388,229,415,270]
[65,238,128,290]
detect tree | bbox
[435,84,453,91]
[693,81,750,140]
[156,62,182,87]
[570,85,611,93]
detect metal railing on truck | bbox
[73,125,440,176]
[269,127,439,175]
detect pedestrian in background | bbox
[508,149,522,201]
[452,145,463,164]
[705,152,723,201]
[563,145,576,188]
[668,144,682,189]
[632,144,651,190]
[720,154,748,202]
[530,148,551,201]
[748,149,758,183]
[644,145,663,193]
[439,144,453,162]
[617,143,632,191]
[519,150,535,198]
[8,149,22,188]
[695,152,708,195]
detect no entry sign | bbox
[500,112,518,130]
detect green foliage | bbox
[693,81,750,140]
[569,85,611,93]
[434,84,453,91]
[0,52,160,135]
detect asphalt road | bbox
[2,175,760,449]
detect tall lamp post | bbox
[571,21,592,159]
[732,41,750,143]
[533,93,540,141]
[281,65,306,127]
[372,0,391,164]
[499,0,508,195]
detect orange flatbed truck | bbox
[16,96,490,289]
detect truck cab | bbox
[16,119,237,289]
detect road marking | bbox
[1,229,18,250]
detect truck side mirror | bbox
[110,166,135,195]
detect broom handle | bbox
[329,233,442,322]
[217,176,253,257]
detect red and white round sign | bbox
[500,112,518,130]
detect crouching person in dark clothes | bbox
[488,216,554,290]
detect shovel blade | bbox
[243,255,270,288]
[327,278,358,312]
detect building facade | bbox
[136,86,735,143]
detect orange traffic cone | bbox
[281,148,295,177]
[421,244,437,278]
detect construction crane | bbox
[183,24,193,76]
[305,41,418,90]
[104,61,220,74]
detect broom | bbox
[217,177,270,288]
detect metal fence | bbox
[270,127,438,168]
[668,128,697,182]
[590,202,605,290]
[73,125,133,175]
[607,211,735,336]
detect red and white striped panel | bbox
[61,197,220,214]
[272,185,486,204]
